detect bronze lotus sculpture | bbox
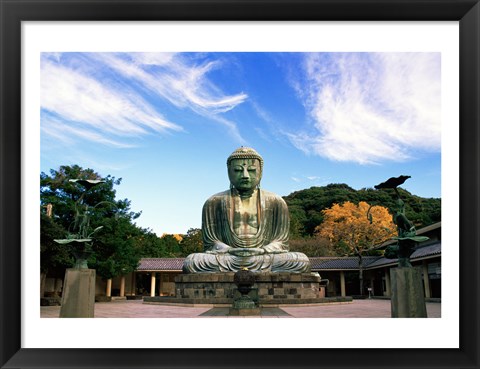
[375,175,429,267]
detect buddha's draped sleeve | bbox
[260,190,290,253]
[202,190,231,252]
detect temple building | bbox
[41,222,441,303]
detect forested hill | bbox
[283,183,441,239]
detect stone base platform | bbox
[198,307,292,317]
[40,297,61,306]
[177,272,324,301]
[229,307,262,316]
[143,296,352,307]
[143,272,344,306]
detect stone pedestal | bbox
[229,307,262,316]
[173,272,324,305]
[390,267,427,318]
[229,292,261,316]
[60,268,96,318]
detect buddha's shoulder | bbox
[260,189,286,202]
[205,190,230,202]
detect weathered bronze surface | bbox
[375,176,429,267]
[54,179,106,269]
[183,147,310,273]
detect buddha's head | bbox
[227,147,263,193]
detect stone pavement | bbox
[41,298,441,318]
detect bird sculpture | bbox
[374,175,411,190]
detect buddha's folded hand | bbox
[206,242,232,254]
[228,247,265,256]
[262,242,289,254]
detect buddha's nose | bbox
[242,167,249,178]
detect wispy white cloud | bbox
[130,52,176,66]
[95,53,248,113]
[250,101,274,124]
[290,174,329,185]
[41,52,248,147]
[286,53,441,164]
[41,113,137,149]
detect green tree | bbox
[179,228,203,256]
[137,230,168,258]
[285,184,359,236]
[288,205,308,239]
[315,201,396,295]
[90,217,142,279]
[136,231,187,258]
[40,213,71,277]
[288,236,333,257]
[159,234,182,257]
[40,165,142,279]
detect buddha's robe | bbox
[182,189,310,273]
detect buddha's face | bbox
[228,158,262,192]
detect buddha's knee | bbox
[182,253,220,273]
[271,252,311,273]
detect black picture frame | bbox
[1,0,479,368]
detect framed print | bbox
[1,0,479,368]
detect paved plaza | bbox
[41,298,441,318]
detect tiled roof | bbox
[136,242,441,272]
[137,258,184,271]
[358,242,442,269]
[412,242,441,258]
[416,222,441,236]
[364,257,397,269]
[375,222,441,249]
[309,256,380,271]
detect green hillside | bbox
[283,183,441,239]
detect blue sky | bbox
[40,52,441,235]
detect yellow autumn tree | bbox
[316,201,395,254]
[315,201,396,295]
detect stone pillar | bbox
[106,278,112,297]
[131,273,136,296]
[422,261,431,299]
[384,268,391,297]
[120,275,125,297]
[150,272,156,297]
[390,267,427,318]
[40,273,46,298]
[60,268,96,318]
[54,278,63,298]
[340,271,346,297]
